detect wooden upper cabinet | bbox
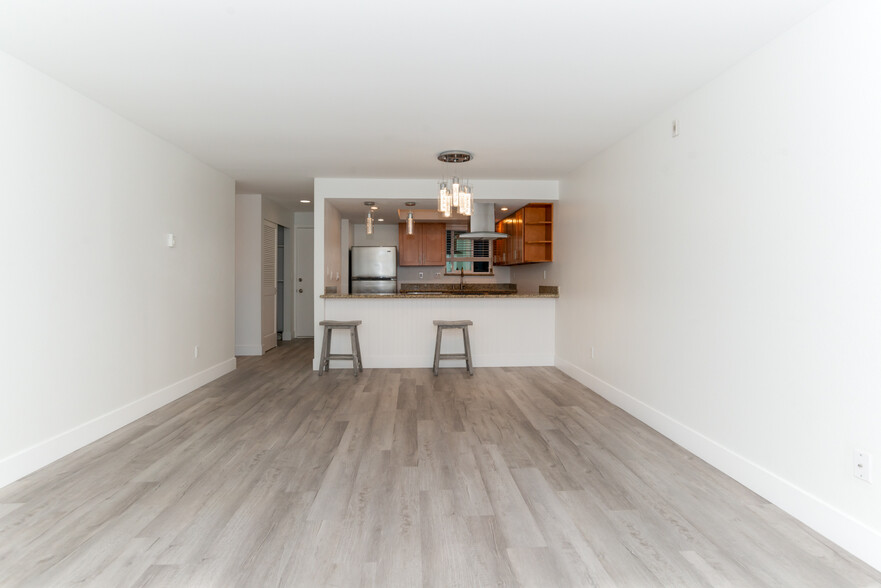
[494,203,553,265]
[398,222,447,266]
[398,224,421,266]
[493,222,506,265]
[511,208,524,264]
[421,223,447,265]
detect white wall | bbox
[234,194,262,355]
[294,212,314,228]
[340,219,351,295]
[509,263,558,294]
[352,223,398,247]
[323,201,342,294]
[0,51,236,488]
[262,196,291,228]
[554,0,881,570]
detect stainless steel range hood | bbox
[456,202,508,240]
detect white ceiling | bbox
[0,0,830,212]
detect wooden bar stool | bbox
[433,320,474,376]
[318,320,363,377]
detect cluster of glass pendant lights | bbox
[437,150,473,217]
[365,151,474,236]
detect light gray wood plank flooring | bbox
[0,338,878,587]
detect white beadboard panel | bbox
[322,298,555,369]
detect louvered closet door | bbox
[262,220,278,353]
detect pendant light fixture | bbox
[437,151,474,216]
[404,201,416,235]
[364,201,376,235]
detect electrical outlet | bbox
[419,272,424,279]
[543,270,547,280]
[194,345,199,359]
[854,450,872,482]
[672,119,680,137]
[590,346,595,359]
[435,272,442,277]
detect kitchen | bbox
[315,177,560,370]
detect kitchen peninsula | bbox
[314,177,561,372]
[321,284,558,369]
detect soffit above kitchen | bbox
[0,0,831,208]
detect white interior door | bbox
[262,220,278,352]
[294,227,314,337]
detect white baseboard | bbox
[235,344,263,356]
[0,357,237,490]
[554,357,881,573]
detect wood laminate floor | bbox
[1,339,879,587]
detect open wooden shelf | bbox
[495,203,553,265]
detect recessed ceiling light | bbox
[500,207,509,211]
[370,206,379,210]
[378,218,384,222]
[300,199,311,203]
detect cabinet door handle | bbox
[298,288,303,293]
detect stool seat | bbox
[433,320,474,376]
[318,320,363,377]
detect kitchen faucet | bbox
[459,267,465,291]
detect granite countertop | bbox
[321,293,559,299]
[322,284,559,299]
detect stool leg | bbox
[349,327,359,377]
[318,326,330,375]
[353,326,363,372]
[327,328,335,373]
[462,326,473,375]
[433,326,443,376]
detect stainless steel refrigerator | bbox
[350,246,397,294]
